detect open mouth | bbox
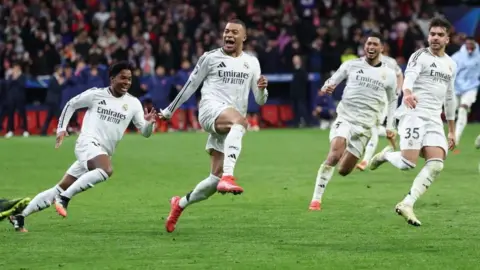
[366,50,376,57]
[121,86,129,92]
[224,39,235,49]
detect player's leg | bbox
[10,162,84,232]
[165,148,222,233]
[456,90,477,145]
[357,126,379,171]
[395,144,446,227]
[475,134,480,149]
[54,141,112,217]
[0,197,31,221]
[309,119,350,210]
[214,107,249,194]
[370,115,423,171]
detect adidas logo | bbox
[357,69,364,74]
[217,62,226,68]
[228,154,237,160]
[430,63,437,68]
[98,100,106,105]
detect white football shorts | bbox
[397,114,448,156]
[329,117,371,158]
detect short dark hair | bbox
[429,16,452,33]
[109,61,133,78]
[466,36,475,41]
[227,19,247,30]
[366,32,383,44]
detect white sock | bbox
[311,164,335,202]
[455,107,468,144]
[223,124,246,176]
[179,174,220,208]
[403,158,444,206]
[60,169,109,199]
[377,125,386,137]
[384,151,416,170]
[363,127,379,162]
[21,185,64,217]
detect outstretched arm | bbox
[161,53,211,118]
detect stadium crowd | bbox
[0,0,476,136]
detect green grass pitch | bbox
[1,126,479,270]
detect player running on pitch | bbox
[9,61,157,232]
[308,32,398,211]
[369,17,457,226]
[356,52,404,171]
[158,19,269,233]
[451,36,480,147]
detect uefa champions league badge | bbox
[122,104,128,111]
[408,61,417,67]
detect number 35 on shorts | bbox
[398,117,425,149]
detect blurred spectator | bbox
[312,90,336,130]
[41,65,65,135]
[175,59,200,131]
[1,62,28,138]
[289,55,309,127]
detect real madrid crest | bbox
[244,62,249,69]
[381,73,386,80]
[122,104,128,111]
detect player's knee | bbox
[232,117,248,129]
[426,159,444,174]
[325,152,342,166]
[100,167,113,177]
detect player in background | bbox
[158,19,268,233]
[451,37,480,147]
[308,33,398,211]
[357,53,404,171]
[369,17,457,226]
[9,62,157,232]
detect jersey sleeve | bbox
[162,53,211,118]
[131,99,155,137]
[403,50,426,91]
[250,56,268,105]
[322,61,350,89]
[385,72,398,130]
[57,88,97,134]
[444,62,457,121]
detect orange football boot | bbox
[165,196,184,233]
[216,176,244,195]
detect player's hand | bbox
[55,131,68,149]
[386,129,396,140]
[403,89,418,109]
[257,75,268,90]
[144,108,157,123]
[322,84,336,95]
[386,129,397,150]
[448,131,456,150]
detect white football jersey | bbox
[163,48,268,117]
[324,58,398,129]
[57,87,152,155]
[398,48,457,123]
